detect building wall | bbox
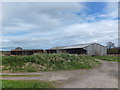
[85,43,107,56]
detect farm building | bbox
[46,43,107,56]
[11,47,44,55]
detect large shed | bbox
[11,48,44,55]
[47,43,107,56]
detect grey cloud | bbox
[2,2,118,50]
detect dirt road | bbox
[1,59,118,88]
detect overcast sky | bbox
[2,2,118,50]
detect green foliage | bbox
[2,53,100,72]
[2,80,54,88]
[107,48,120,54]
[95,56,119,62]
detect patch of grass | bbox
[95,56,119,62]
[2,80,54,88]
[2,53,100,72]
[2,74,42,77]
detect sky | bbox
[1,2,118,50]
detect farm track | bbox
[1,59,118,88]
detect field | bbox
[1,53,100,72]
[2,80,54,88]
[95,56,119,62]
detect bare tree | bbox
[107,42,115,49]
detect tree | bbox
[15,47,22,50]
[107,42,115,49]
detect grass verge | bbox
[2,74,42,77]
[2,80,54,88]
[95,56,119,62]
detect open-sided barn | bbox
[11,48,44,55]
[46,43,107,56]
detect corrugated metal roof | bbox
[51,43,92,49]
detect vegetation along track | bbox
[1,53,100,72]
[1,59,118,88]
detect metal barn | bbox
[48,43,107,56]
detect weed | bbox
[2,53,100,72]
